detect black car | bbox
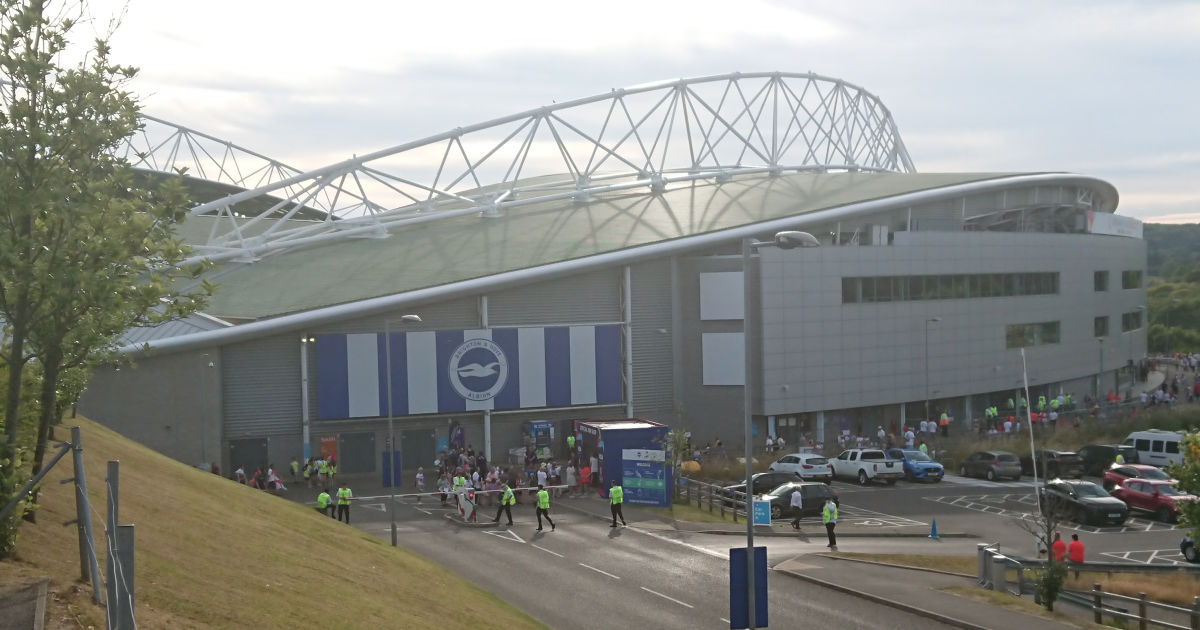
[1076,444,1140,476]
[1021,449,1084,479]
[759,482,840,520]
[723,471,802,504]
[1039,479,1128,526]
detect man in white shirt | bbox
[536,465,548,488]
[1003,418,1013,433]
[776,435,786,451]
[876,426,886,445]
[790,488,805,529]
[903,427,915,448]
[765,435,775,453]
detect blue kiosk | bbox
[574,418,671,507]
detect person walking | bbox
[609,479,627,527]
[1050,532,1066,561]
[789,488,805,530]
[1068,533,1085,578]
[535,484,555,531]
[493,481,516,526]
[316,488,333,518]
[822,497,838,549]
[415,467,426,503]
[336,482,353,524]
[289,458,300,483]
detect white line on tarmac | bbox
[640,586,693,608]
[579,563,621,580]
[533,544,564,558]
[720,617,730,624]
[625,526,727,560]
[414,507,432,515]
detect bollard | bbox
[1094,584,1103,625]
[1190,595,1198,630]
[977,544,990,585]
[1138,593,1147,630]
[991,555,1007,593]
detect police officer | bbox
[492,481,515,526]
[822,497,838,549]
[609,479,627,527]
[535,484,555,532]
[316,488,333,518]
[336,482,353,524]
[289,458,300,483]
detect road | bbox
[349,497,958,629]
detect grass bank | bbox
[0,417,545,630]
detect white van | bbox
[1123,430,1186,467]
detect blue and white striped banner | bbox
[316,325,623,419]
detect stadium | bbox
[77,72,1147,476]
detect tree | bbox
[1167,431,1200,538]
[0,0,209,547]
[1014,489,1071,610]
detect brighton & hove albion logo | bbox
[448,338,509,401]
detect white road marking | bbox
[720,618,730,624]
[626,525,727,559]
[362,502,386,512]
[414,507,432,515]
[641,586,693,608]
[485,529,526,544]
[533,544,564,558]
[579,563,620,579]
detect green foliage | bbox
[1034,559,1068,611]
[1166,431,1200,539]
[0,444,28,558]
[1145,224,1200,279]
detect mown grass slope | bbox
[0,417,545,629]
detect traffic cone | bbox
[928,518,940,540]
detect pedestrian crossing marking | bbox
[485,529,526,544]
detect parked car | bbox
[885,448,944,482]
[1183,536,1199,563]
[1039,479,1128,526]
[1124,429,1187,467]
[830,449,905,485]
[768,452,833,483]
[1021,449,1084,479]
[1101,464,1176,491]
[758,481,840,519]
[1110,478,1195,523]
[1076,444,1140,476]
[723,471,803,504]
[959,450,1022,481]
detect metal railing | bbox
[1090,584,1200,630]
[680,477,744,522]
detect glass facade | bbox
[842,272,1059,304]
[1121,310,1143,332]
[1005,321,1061,348]
[1094,270,1108,291]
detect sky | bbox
[76,0,1200,223]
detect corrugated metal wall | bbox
[630,259,675,422]
[488,269,620,325]
[222,332,301,439]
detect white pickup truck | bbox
[831,449,905,485]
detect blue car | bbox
[885,448,944,482]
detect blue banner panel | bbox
[729,546,768,629]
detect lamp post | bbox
[742,230,819,629]
[199,353,214,468]
[386,313,423,547]
[924,317,941,424]
[1128,305,1145,394]
[1020,349,1042,552]
[1096,337,1105,401]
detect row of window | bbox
[1094,270,1144,291]
[842,273,1059,304]
[1010,312,1143,349]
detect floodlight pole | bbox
[1021,349,1040,516]
[387,314,422,547]
[924,318,940,424]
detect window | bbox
[1151,440,1164,453]
[1166,441,1179,455]
[1005,321,1061,348]
[1094,316,1108,337]
[1122,270,1143,289]
[1094,271,1108,292]
[1121,310,1143,332]
[841,272,1060,304]
[1135,439,1149,451]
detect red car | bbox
[1111,479,1195,523]
[1102,464,1175,491]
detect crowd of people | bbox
[426,440,606,508]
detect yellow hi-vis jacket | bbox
[610,485,624,504]
[822,502,838,524]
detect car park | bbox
[959,450,1022,481]
[768,452,833,483]
[1039,479,1128,526]
[830,448,905,485]
[1076,444,1139,476]
[1110,478,1195,523]
[1101,464,1176,491]
[723,471,802,504]
[1021,449,1083,479]
[758,481,840,519]
[885,448,944,482]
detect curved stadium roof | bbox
[103,72,1119,352]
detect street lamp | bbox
[386,313,423,547]
[1128,305,1145,395]
[1096,337,1105,401]
[199,353,215,468]
[742,230,819,629]
[924,317,941,425]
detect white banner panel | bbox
[1087,211,1143,239]
[702,332,745,385]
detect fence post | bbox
[1190,595,1198,630]
[707,483,713,513]
[70,427,102,605]
[977,544,988,585]
[1093,584,1103,624]
[1138,592,1147,630]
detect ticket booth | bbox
[574,418,670,507]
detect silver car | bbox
[768,452,833,483]
[960,450,1022,481]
